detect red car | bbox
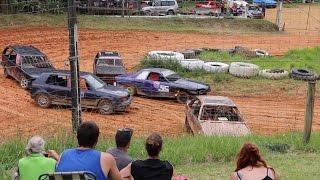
[195,1,220,9]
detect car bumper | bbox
[114,95,133,111]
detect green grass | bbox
[139,46,320,96]
[0,14,278,33]
[2,132,320,179]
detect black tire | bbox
[167,10,174,15]
[176,91,190,104]
[35,93,51,108]
[290,69,318,81]
[144,10,151,16]
[20,75,30,89]
[179,49,196,59]
[3,68,9,78]
[98,100,114,115]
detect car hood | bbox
[96,66,125,75]
[22,68,56,78]
[96,85,129,97]
[174,79,209,90]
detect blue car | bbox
[29,70,132,114]
[253,0,277,8]
[115,68,210,103]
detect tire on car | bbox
[147,51,184,61]
[179,59,205,70]
[290,69,318,81]
[35,93,52,108]
[203,62,229,73]
[179,49,196,59]
[259,69,289,79]
[125,85,137,96]
[176,91,191,104]
[98,99,114,115]
[20,75,30,89]
[229,62,259,78]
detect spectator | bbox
[107,128,133,171]
[56,121,121,180]
[230,143,280,180]
[121,133,174,180]
[17,136,59,180]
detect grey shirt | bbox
[106,147,132,170]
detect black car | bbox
[93,51,126,85]
[115,68,211,103]
[1,45,55,89]
[30,70,133,115]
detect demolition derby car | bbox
[185,96,250,136]
[29,70,132,114]
[1,45,55,89]
[93,51,126,85]
[115,68,210,103]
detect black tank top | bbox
[236,167,273,180]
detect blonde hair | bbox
[25,136,45,155]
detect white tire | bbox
[179,59,205,70]
[203,62,229,73]
[259,69,289,79]
[255,49,269,57]
[229,62,259,78]
[147,51,184,61]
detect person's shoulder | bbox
[101,152,116,162]
[162,160,173,170]
[131,160,144,167]
[106,147,116,153]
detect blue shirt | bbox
[56,148,107,180]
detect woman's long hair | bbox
[235,143,267,171]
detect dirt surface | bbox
[0,7,320,139]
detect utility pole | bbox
[303,81,316,144]
[68,0,82,132]
[275,0,283,31]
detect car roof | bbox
[197,96,237,107]
[9,45,45,56]
[98,56,122,60]
[141,68,173,73]
[40,70,92,77]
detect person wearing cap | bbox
[17,136,59,180]
[120,133,174,180]
[107,128,133,171]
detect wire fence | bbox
[0,0,319,141]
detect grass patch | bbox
[2,132,320,179]
[0,14,278,33]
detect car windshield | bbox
[200,105,241,121]
[21,56,52,68]
[85,74,105,89]
[162,70,181,81]
[97,58,123,66]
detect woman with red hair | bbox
[230,143,280,180]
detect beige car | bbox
[185,96,250,136]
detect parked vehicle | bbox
[115,68,210,103]
[1,45,55,89]
[29,70,132,115]
[247,5,264,19]
[195,1,221,9]
[185,96,250,136]
[93,51,126,85]
[253,0,277,8]
[141,0,178,15]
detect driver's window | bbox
[136,71,150,80]
[161,1,168,6]
[147,72,160,81]
[79,78,88,91]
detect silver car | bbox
[142,0,178,15]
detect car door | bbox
[6,49,19,79]
[79,77,99,107]
[45,74,71,105]
[134,70,150,95]
[186,99,203,134]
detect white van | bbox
[141,0,178,15]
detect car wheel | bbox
[176,91,190,104]
[20,76,30,89]
[167,10,174,15]
[98,100,114,115]
[126,86,136,96]
[35,93,51,108]
[3,68,9,78]
[144,10,151,16]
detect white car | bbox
[142,0,178,15]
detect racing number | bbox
[159,85,169,92]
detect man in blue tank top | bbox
[56,121,122,180]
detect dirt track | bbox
[1,11,320,139]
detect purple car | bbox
[115,68,210,103]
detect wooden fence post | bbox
[303,81,316,144]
